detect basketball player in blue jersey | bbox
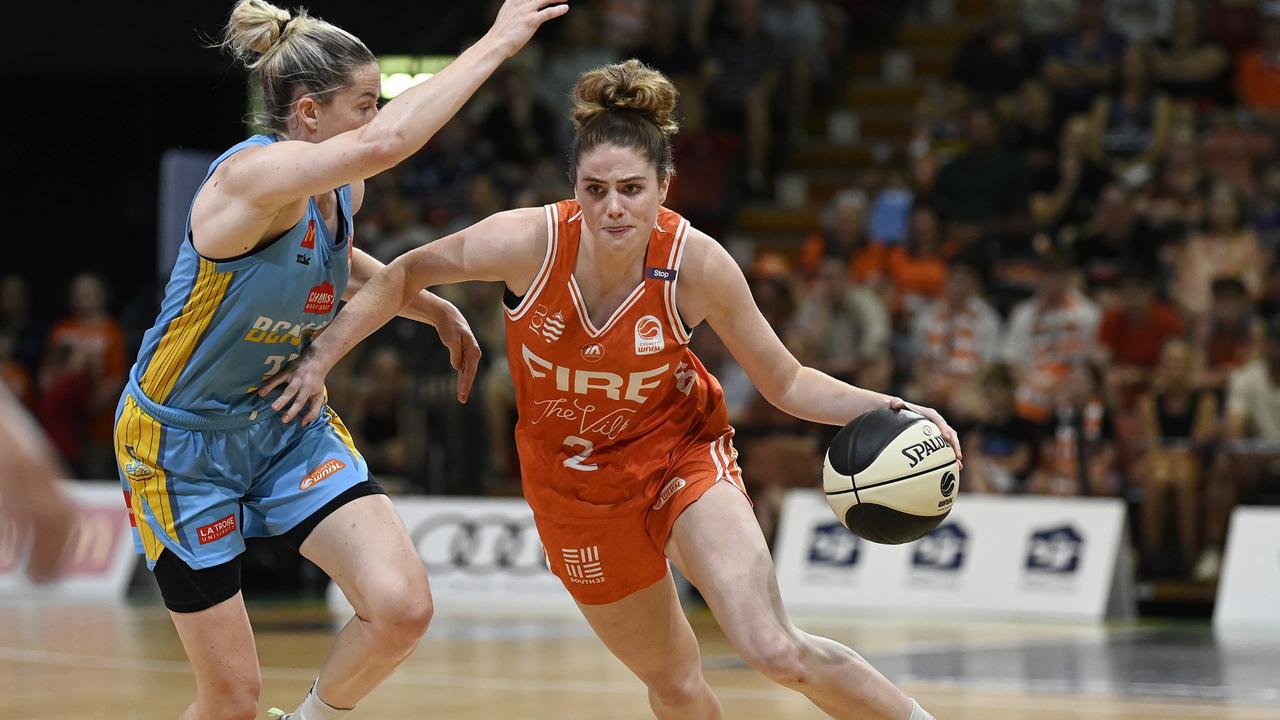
[113,2,568,719]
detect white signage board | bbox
[327,496,578,614]
[773,490,1133,621]
[0,481,137,598]
[1214,506,1280,627]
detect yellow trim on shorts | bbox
[114,395,178,562]
[326,407,360,459]
[139,258,233,402]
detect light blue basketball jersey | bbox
[129,135,353,418]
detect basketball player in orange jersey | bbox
[266,60,957,720]
[112,2,567,720]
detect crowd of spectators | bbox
[7,0,1280,587]
[766,0,1280,583]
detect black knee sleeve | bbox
[153,550,241,613]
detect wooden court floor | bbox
[1,600,1277,719]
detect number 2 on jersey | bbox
[562,435,598,472]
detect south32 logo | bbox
[911,522,967,571]
[1025,524,1085,575]
[808,520,860,567]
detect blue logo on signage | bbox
[808,521,860,567]
[911,522,967,571]
[1026,525,1084,574]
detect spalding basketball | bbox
[823,408,959,544]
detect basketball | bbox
[823,407,959,544]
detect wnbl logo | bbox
[1025,525,1084,574]
[808,521,860,567]
[912,522,967,571]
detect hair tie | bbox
[276,17,291,39]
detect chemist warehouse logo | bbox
[304,281,335,314]
[634,315,665,355]
[300,459,347,491]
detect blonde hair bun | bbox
[224,0,294,63]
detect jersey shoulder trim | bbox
[505,203,560,322]
[660,217,693,345]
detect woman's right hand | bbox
[258,349,333,425]
[487,0,570,58]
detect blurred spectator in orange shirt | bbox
[42,273,125,478]
[799,188,897,285]
[1002,248,1102,423]
[1235,1,1280,117]
[883,205,949,315]
[1096,267,1185,407]
[908,261,1002,412]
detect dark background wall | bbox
[1,1,492,326]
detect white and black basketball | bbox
[823,407,959,544]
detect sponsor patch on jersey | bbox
[300,219,316,250]
[300,458,347,491]
[635,314,665,356]
[530,304,566,344]
[652,476,687,510]
[562,546,605,584]
[198,513,237,545]
[122,444,155,482]
[304,281,335,314]
[646,266,678,282]
[580,342,604,362]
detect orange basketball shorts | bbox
[532,431,751,605]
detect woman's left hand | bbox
[891,397,964,470]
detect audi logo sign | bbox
[327,497,578,614]
[410,514,548,575]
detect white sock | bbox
[294,682,351,720]
[909,699,935,720]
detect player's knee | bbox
[736,632,808,686]
[391,592,434,639]
[363,578,433,648]
[197,674,261,720]
[218,695,261,720]
[645,668,707,707]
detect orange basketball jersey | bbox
[504,200,734,520]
